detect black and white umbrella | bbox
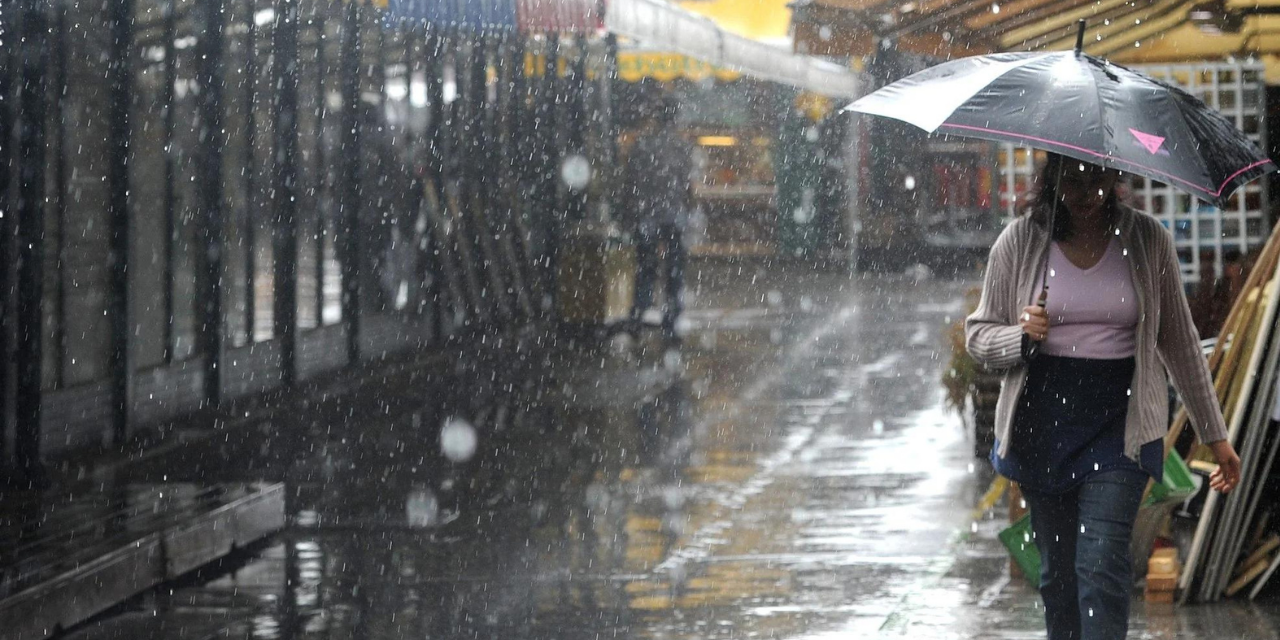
[845,22,1275,209]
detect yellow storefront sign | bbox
[617,52,742,83]
[523,51,742,83]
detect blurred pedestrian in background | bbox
[621,94,694,341]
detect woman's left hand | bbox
[1208,440,1241,494]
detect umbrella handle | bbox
[1075,19,1086,55]
[1024,288,1049,360]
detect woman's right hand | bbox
[1020,305,1050,342]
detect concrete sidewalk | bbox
[32,265,1280,639]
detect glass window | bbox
[319,13,344,326]
[60,0,115,386]
[223,0,252,347]
[296,14,324,331]
[41,7,63,390]
[250,0,275,342]
[129,0,170,369]
[170,3,201,361]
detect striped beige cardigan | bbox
[966,206,1228,464]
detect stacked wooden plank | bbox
[1145,547,1180,604]
[1175,220,1280,603]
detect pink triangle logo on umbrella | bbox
[1130,128,1166,154]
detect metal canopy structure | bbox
[607,0,861,97]
[791,0,1280,64]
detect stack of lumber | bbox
[1145,548,1180,604]
[1226,531,1280,598]
[1175,220,1280,603]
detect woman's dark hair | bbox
[1024,152,1121,242]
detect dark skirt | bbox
[991,354,1163,495]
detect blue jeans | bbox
[1022,468,1147,640]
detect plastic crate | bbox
[998,450,1197,587]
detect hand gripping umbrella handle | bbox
[1026,288,1048,360]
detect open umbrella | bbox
[845,21,1275,211]
[846,19,1275,307]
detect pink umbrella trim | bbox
[939,122,1273,199]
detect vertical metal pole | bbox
[198,0,227,406]
[52,2,68,388]
[15,0,47,475]
[313,12,326,327]
[469,33,511,323]
[163,0,178,362]
[505,34,537,304]
[1258,68,1271,242]
[244,0,257,343]
[273,0,300,386]
[106,0,135,446]
[339,0,362,363]
[421,25,445,339]
[443,28,489,325]
[565,34,587,223]
[374,9,390,318]
[604,31,620,190]
[403,23,427,326]
[425,27,443,180]
[542,34,560,312]
[603,30,622,234]
[494,32,532,319]
[0,0,13,466]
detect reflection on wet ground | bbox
[61,265,1280,639]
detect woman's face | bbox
[1057,160,1119,218]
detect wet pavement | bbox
[49,264,1280,639]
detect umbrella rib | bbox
[1087,56,1112,171]
[1148,74,1274,198]
[1217,160,1276,196]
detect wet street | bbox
[64,265,1280,639]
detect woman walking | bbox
[967,153,1242,639]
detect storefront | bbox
[607,0,860,259]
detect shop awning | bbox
[386,0,517,30]
[517,0,604,33]
[606,0,860,98]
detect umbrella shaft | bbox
[1041,163,1064,302]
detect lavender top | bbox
[966,208,1229,464]
[1041,238,1139,360]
